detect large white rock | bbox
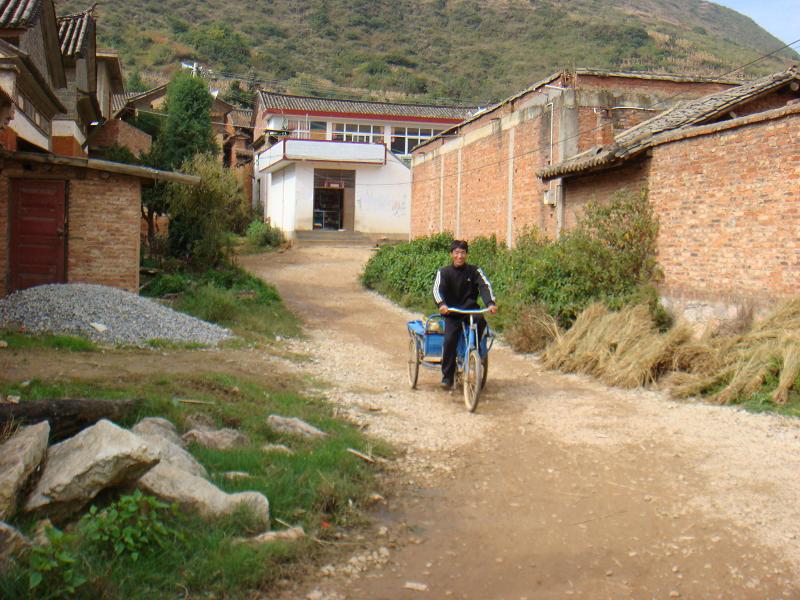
[182,428,250,450]
[132,417,184,448]
[24,419,159,519]
[0,421,50,520]
[267,415,327,439]
[138,463,269,524]
[138,433,207,479]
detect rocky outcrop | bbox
[132,418,207,479]
[137,463,269,524]
[0,421,50,520]
[24,419,159,520]
[267,415,327,439]
[132,417,183,448]
[182,428,250,450]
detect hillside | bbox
[66,0,798,105]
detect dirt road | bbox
[241,246,800,600]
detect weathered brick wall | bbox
[411,74,736,245]
[91,119,152,157]
[649,110,800,302]
[410,154,440,236]
[68,171,140,292]
[561,159,651,230]
[0,173,8,297]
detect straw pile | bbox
[540,297,800,405]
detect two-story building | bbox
[252,91,476,239]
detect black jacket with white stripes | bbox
[432,263,496,311]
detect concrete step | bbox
[293,230,378,247]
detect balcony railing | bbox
[259,139,387,172]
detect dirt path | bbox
[240,247,800,600]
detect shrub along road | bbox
[241,246,800,600]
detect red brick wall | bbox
[90,119,152,157]
[649,111,800,302]
[410,154,440,236]
[52,136,86,158]
[68,171,140,292]
[561,159,651,230]
[459,126,508,240]
[0,174,7,297]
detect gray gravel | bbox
[0,284,233,346]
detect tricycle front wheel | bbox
[463,348,482,412]
[407,336,420,389]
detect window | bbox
[283,119,327,140]
[331,123,384,144]
[390,127,443,155]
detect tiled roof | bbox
[0,0,42,27]
[230,108,253,128]
[111,91,139,115]
[257,90,476,120]
[57,9,93,58]
[540,66,800,179]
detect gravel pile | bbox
[0,283,233,346]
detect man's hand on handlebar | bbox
[488,304,498,314]
[439,304,449,315]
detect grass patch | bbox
[142,263,300,342]
[0,330,97,352]
[0,372,390,599]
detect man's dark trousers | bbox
[442,315,487,384]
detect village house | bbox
[410,68,741,244]
[252,90,475,239]
[539,66,800,313]
[0,0,197,298]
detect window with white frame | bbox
[390,127,444,155]
[285,118,327,140]
[331,123,384,144]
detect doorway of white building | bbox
[313,169,355,231]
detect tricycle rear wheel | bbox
[407,336,420,389]
[463,348,482,412]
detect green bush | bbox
[362,190,660,326]
[79,491,181,561]
[246,220,284,248]
[26,526,86,599]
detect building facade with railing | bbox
[252,91,476,239]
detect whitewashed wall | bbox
[354,154,411,235]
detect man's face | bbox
[451,248,467,267]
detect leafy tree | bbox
[159,71,218,170]
[167,154,244,268]
[126,71,149,93]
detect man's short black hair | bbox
[450,239,469,253]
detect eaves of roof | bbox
[0,0,42,28]
[257,89,476,121]
[1,149,201,185]
[0,38,65,114]
[56,9,93,58]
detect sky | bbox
[715,0,800,46]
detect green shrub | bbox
[246,220,284,247]
[176,284,239,323]
[361,190,661,327]
[79,491,181,561]
[26,526,86,599]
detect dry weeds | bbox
[542,297,800,406]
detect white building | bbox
[252,91,474,239]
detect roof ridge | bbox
[258,89,476,110]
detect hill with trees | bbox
[68,0,799,105]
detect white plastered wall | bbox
[354,153,411,234]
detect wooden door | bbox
[10,179,67,292]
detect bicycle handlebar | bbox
[445,307,491,315]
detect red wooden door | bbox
[10,179,67,292]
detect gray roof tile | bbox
[0,0,42,27]
[258,90,476,121]
[57,10,93,58]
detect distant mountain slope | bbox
[68,0,798,105]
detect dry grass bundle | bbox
[540,296,800,406]
[505,304,562,353]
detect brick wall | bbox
[68,171,140,292]
[0,162,141,297]
[90,119,152,157]
[649,110,800,303]
[561,159,650,230]
[410,73,735,245]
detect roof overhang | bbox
[257,139,386,173]
[0,149,201,184]
[96,50,124,93]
